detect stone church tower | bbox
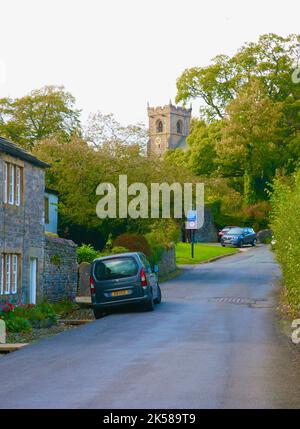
[147,101,192,157]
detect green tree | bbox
[0,85,80,148]
[217,79,283,204]
[33,136,197,247]
[186,119,221,176]
[176,33,299,121]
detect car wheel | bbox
[252,239,257,247]
[93,308,105,319]
[154,284,162,304]
[145,291,155,311]
[221,243,225,247]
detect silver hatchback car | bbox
[90,252,162,319]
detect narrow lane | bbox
[0,246,300,409]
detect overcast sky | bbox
[0,0,299,126]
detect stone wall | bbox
[257,229,273,244]
[193,207,218,243]
[78,262,91,297]
[43,236,78,302]
[158,246,176,277]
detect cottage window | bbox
[3,162,23,206]
[0,256,3,295]
[5,255,11,294]
[9,165,15,204]
[12,255,18,294]
[0,254,20,295]
[4,163,8,203]
[16,167,21,206]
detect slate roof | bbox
[45,187,59,196]
[0,136,50,168]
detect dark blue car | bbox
[90,252,162,319]
[221,227,257,248]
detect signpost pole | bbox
[186,210,197,260]
[191,230,194,259]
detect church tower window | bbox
[177,120,183,134]
[156,120,163,133]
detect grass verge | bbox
[176,242,238,265]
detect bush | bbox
[51,299,78,316]
[4,302,57,330]
[77,244,100,264]
[6,317,32,333]
[270,172,300,312]
[145,232,166,265]
[113,234,151,257]
[240,201,271,231]
[0,302,15,315]
[111,246,129,255]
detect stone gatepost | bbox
[0,320,6,344]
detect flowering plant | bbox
[0,302,15,314]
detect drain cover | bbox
[209,297,271,307]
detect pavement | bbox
[1,245,300,409]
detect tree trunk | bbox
[243,170,256,205]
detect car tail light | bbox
[90,276,95,295]
[140,268,148,287]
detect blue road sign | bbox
[187,210,197,222]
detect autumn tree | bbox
[217,79,283,204]
[84,111,148,152]
[0,86,81,148]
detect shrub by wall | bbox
[113,234,151,257]
[270,172,300,312]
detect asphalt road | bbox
[1,245,300,409]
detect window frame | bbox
[0,253,20,295]
[3,161,23,207]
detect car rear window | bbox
[94,257,139,281]
[228,228,243,234]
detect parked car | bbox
[221,227,257,248]
[90,252,162,319]
[218,226,239,242]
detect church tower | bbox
[147,101,192,157]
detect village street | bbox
[1,246,300,408]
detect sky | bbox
[0,0,299,126]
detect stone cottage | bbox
[0,137,48,304]
[0,136,77,305]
